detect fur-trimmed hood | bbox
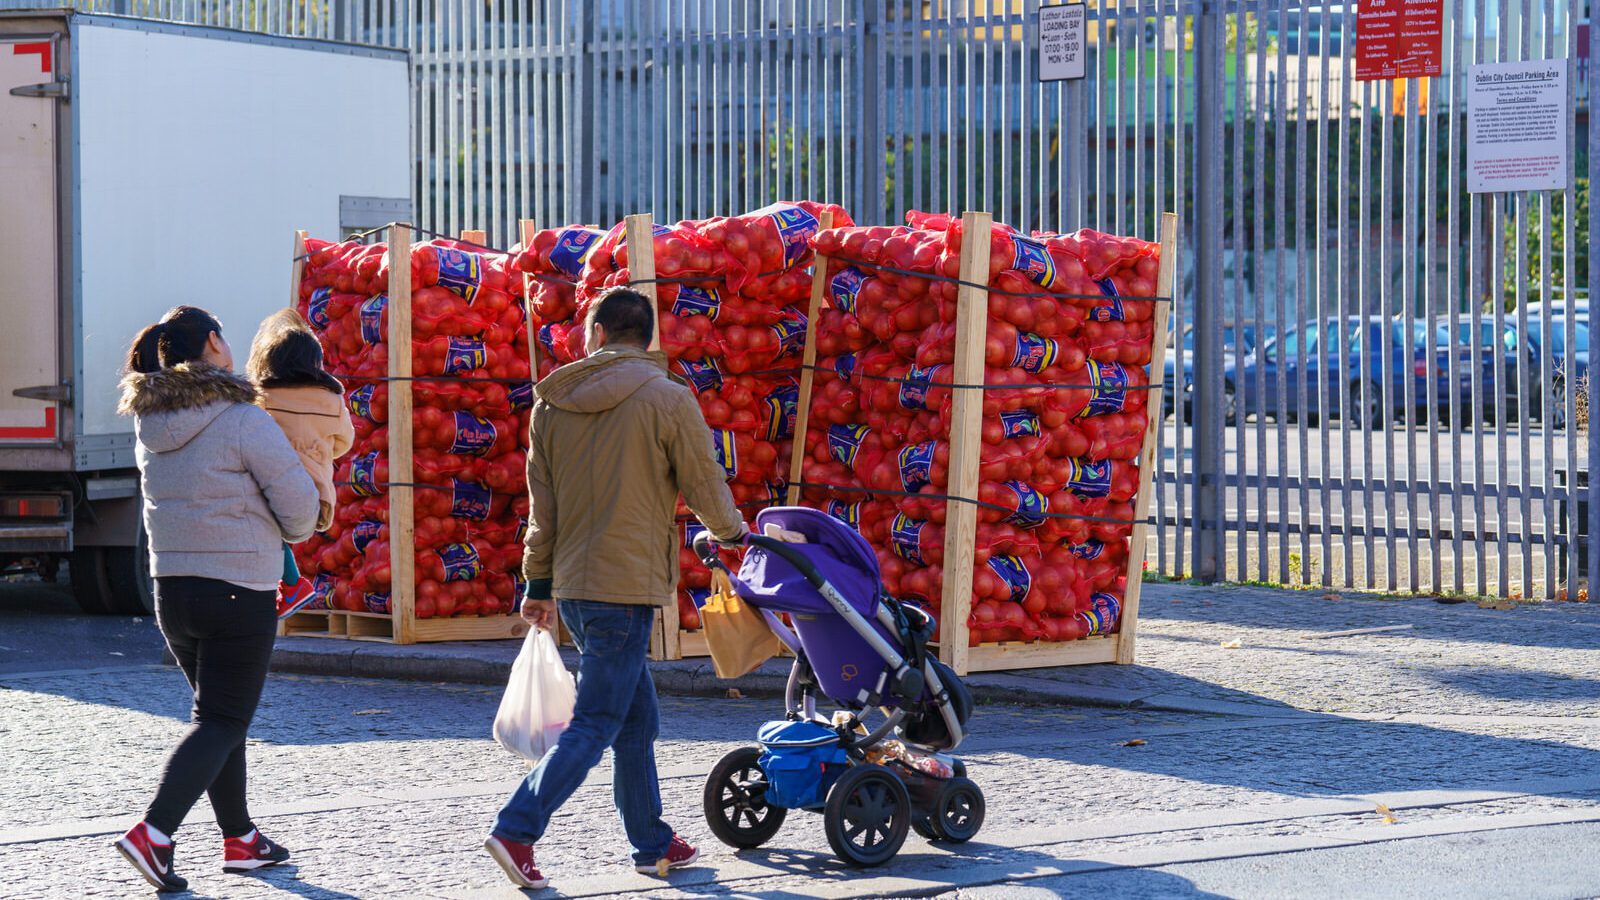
[119,363,260,454]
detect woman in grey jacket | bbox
[112,306,320,892]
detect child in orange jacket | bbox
[247,309,354,617]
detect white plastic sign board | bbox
[1039,3,1086,82]
[1467,59,1569,194]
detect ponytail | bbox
[124,306,223,374]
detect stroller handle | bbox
[695,530,835,594]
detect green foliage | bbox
[1500,177,1590,306]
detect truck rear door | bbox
[0,37,62,444]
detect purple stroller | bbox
[696,507,982,867]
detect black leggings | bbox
[145,577,277,838]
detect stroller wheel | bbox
[932,777,985,843]
[704,747,787,849]
[911,814,942,841]
[823,763,911,867]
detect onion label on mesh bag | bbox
[987,554,1034,605]
[307,287,332,329]
[672,285,722,321]
[1069,539,1106,560]
[830,267,868,314]
[772,309,809,358]
[756,203,822,269]
[1088,279,1126,322]
[763,380,800,442]
[359,295,388,345]
[509,381,535,411]
[449,412,498,457]
[350,451,381,497]
[444,337,488,375]
[890,512,927,565]
[513,572,528,599]
[688,587,712,609]
[1001,481,1049,529]
[1010,331,1061,373]
[515,515,529,544]
[307,574,335,610]
[826,500,862,531]
[710,428,738,480]
[537,323,561,360]
[828,423,871,468]
[834,352,858,381]
[683,522,708,549]
[999,409,1042,439]
[1008,234,1058,289]
[435,247,483,302]
[1066,459,1113,498]
[549,227,605,278]
[1081,592,1121,635]
[438,542,483,582]
[899,364,946,411]
[676,357,724,393]
[897,441,937,493]
[1078,360,1130,418]
[450,479,492,521]
[352,519,382,554]
[347,384,376,421]
[363,592,391,614]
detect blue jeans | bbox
[493,600,673,865]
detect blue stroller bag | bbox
[756,720,848,810]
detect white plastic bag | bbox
[493,627,576,763]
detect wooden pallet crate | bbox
[279,225,530,644]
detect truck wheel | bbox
[68,547,116,614]
[105,523,155,615]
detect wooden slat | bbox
[1115,212,1179,666]
[386,225,417,645]
[786,210,835,506]
[938,211,993,677]
[518,219,541,383]
[622,213,661,351]
[289,229,308,310]
[414,615,530,642]
[967,637,1118,671]
[459,229,488,246]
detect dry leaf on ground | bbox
[725,688,744,699]
[1375,803,1399,824]
[1219,639,1243,649]
[1121,739,1147,747]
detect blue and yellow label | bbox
[307,574,335,610]
[509,381,535,411]
[1081,592,1121,635]
[444,336,488,375]
[350,450,381,498]
[450,479,491,521]
[363,591,391,614]
[1066,459,1113,498]
[548,227,604,279]
[1089,278,1126,322]
[672,285,722,321]
[999,409,1041,439]
[830,267,867,314]
[1008,235,1057,289]
[537,323,561,359]
[763,203,821,269]
[676,357,724,394]
[899,364,945,411]
[771,310,809,359]
[359,295,388,345]
[890,513,927,565]
[1078,360,1130,418]
[515,515,529,545]
[352,519,382,554]
[826,500,862,531]
[1001,481,1048,529]
[347,383,376,421]
[435,247,483,302]
[987,554,1033,605]
[688,587,712,609]
[763,380,800,442]
[710,428,737,480]
[834,353,858,381]
[897,441,937,493]
[683,522,708,550]
[307,287,332,329]
[438,542,483,583]
[1010,332,1060,373]
[449,412,498,457]
[1068,539,1106,560]
[827,423,871,468]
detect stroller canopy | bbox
[736,507,883,617]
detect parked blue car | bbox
[1163,324,1270,421]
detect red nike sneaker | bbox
[223,829,291,872]
[485,835,548,889]
[276,578,315,619]
[636,834,699,875]
[114,822,187,892]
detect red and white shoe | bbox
[636,834,699,875]
[114,822,188,892]
[222,829,291,872]
[276,578,315,619]
[484,834,549,889]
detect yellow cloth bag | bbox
[700,568,782,679]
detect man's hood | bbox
[535,347,670,414]
[118,363,258,453]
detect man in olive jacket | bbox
[485,288,746,889]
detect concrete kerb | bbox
[266,636,1298,717]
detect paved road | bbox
[5,583,1600,898]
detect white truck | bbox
[0,10,411,613]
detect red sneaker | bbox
[114,822,187,892]
[484,835,548,889]
[276,578,315,619]
[636,834,699,875]
[223,829,291,872]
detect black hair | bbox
[247,308,344,394]
[586,287,656,348]
[125,306,223,374]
